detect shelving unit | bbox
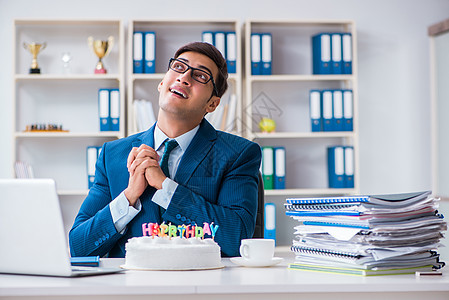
[244,20,359,197]
[127,19,242,136]
[12,19,125,196]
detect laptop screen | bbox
[0,179,74,276]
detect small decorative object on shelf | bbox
[61,52,72,74]
[259,117,276,133]
[23,41,46,74]
[24,123,68,132]
[87,36,114,74]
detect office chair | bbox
[252,172,264,238]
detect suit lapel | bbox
[132,124,156,148]
[175,119,217,184]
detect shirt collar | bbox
[154,123,200,153]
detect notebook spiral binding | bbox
[291,245,362,260]
[284,203,358,210]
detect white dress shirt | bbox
[109,123,199,233]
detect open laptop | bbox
[0,178,123,277]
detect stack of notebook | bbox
[284,191,447,276]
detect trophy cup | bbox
[88,36,114,74]
[23,42,46,74]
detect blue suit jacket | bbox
[69,119,262,257]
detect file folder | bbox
[344,146,354,188]
[214,31,226,59]
[251,33,261,75]
[273,146,286,189]
[98,89,110,132]
[343,89,353,131]
[262,146,274,189]
[261,33,272,75]
[309,90,322,132]
[312,33,331,74]
[322,90,333,131]
[331,33,342,74]
[332,90,343,131]
[109,89,120,131]
[133,31,144,74]
[226,32,237,74]
[144,32,156,74]
[327,146,345,188]
[86,146,98,189]
[202,31,214,45]
[342,33,353,74]
[264,203,276,242]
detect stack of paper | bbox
[134,99,156,133]
[285,191,447,276]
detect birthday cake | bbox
[123,222,223,270]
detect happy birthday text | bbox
[142,222,219,239]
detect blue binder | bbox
[321,90,333,131]
[133,31,144,74]
[202,31,214,45]
[226,32,237,73]
[312,33,331,74]
[144,32,156,74]
[344,146,355,188]
[331,33,342,74]
[261,33,272,75]
[342,89,353,131]
[214,31,226,60]
[98,89,110,131]
[309,90,322,132]
[327,146,345,188]
[109,88,120,131]
[86,146,99,189]
[342,33,353,74]
[332,90,343,131]
[261,146,274,190]
[251,33,261,75]
[273,146,285,189]
[264,203,276,242]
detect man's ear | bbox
[206,96,220,113]
[157,80,163,92]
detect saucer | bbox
[230,257,283,267]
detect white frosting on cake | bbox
[124,236,222,270]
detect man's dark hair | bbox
[174,42,228,98]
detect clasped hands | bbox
[124,144,167,206]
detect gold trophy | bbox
[88,36,114,74]
[23,42,46,74]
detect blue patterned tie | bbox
[160,139,178,178]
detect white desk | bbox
[1,249,449,300]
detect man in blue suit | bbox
[69,42,262,258]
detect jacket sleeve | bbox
[69,143,123,257]
[164,141,262,257]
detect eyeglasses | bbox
[168,58,218,96]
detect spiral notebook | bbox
[286,191,431,207]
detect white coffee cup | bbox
[239,238,275,264]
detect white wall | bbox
[1,0,449,195]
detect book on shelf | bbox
[327,146,354,188]
[309,89,353,132]
[98,88,120,132]
[133,31,156,74]
[250,32,272,75]
[261,146,286,190]
[14,161,34,179]
[202,30,237,74]
[133,99,156,133]
[86,146,102,189]
[312,32,353,75]
[204,94,236,132]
